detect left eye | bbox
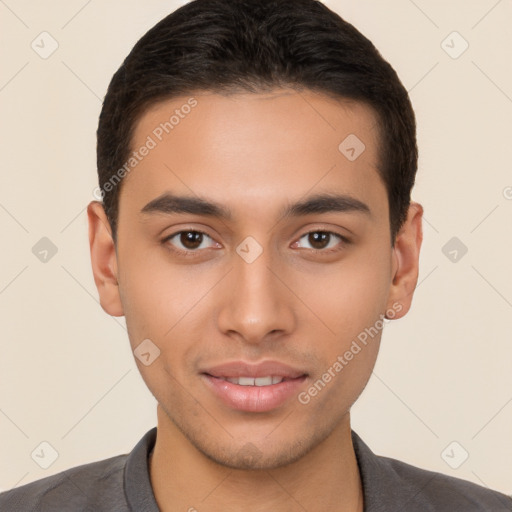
[295,231,345,251]
[164,230,217,252]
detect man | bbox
[1,0,510,510]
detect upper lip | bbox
[201,360,308,379]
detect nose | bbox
[216,246,296,346]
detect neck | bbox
[149,405,363,512]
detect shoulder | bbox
[0,454,129,512]
[381,454,512,511]
[351,431,512,511]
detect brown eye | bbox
[296,231,346,252]
[308,232,330,249]
[163,230,217,254]
[180,231,204,249]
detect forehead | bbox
[120,89,386,220]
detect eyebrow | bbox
[140,192,371,220]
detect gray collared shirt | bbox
[1,428,511,511]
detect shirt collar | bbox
[124,427,159,511]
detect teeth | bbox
[255,376,272,386]
[239,377,256,386]
[222,376,285,386]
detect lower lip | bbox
[202,374,307,413]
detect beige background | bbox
[1,0,511,496]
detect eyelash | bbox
[162,229,216,258]
[162,228,350,257]
[298,230,351,253]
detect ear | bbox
[386,201,423,319]
[87,201,124,317]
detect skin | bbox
[87,88,423,512]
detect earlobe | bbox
[386,201,423,319]
[87,201,124,317]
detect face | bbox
[88,88,422,470]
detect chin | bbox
[190,426,331,471]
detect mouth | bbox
[200,361,308,412]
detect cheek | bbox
[118,247,221,380]
[117,248,179,349]
[119,261,197,399]
[293,246,392,344]
[294,257,388,415]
